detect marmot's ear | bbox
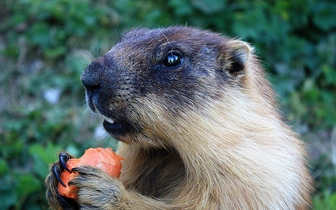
[219,40,253,77]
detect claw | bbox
[57,193,67,205]
[71,166,91,175]
[52,164,66,187]
[58,194,80,210]
[71,167,79,173]
[59,152,71,172]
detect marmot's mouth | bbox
[102,117,135,138]
[103,119,122,132]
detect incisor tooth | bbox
[105,118,114,124]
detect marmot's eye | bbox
[162,52,183,68]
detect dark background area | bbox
[0,0,335,209]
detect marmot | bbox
[46,26,312,209]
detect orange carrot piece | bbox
[57,147,123,199]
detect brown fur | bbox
[46,26,312,209]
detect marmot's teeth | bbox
[105,118,115,124]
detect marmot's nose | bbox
[81,60,103,91]
[81,79,101,92]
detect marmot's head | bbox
[81,26,257,147]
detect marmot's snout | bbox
[81,56,136,137]
[81,59,105,114]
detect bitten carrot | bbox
[57,147,123,199]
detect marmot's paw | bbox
[45,152,79,210]
[70,166,122,208]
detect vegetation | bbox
[1,0,335,209]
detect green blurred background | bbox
[0,0,335,209]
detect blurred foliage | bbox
[0,0,335,209]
